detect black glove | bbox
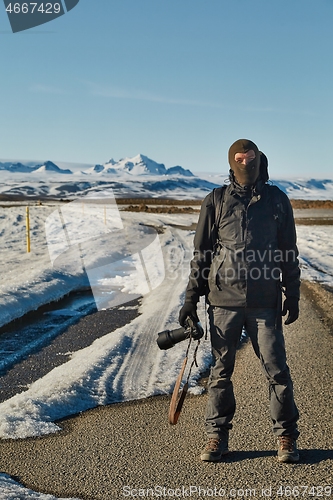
[179,302,199,327]
[282,296,299,325]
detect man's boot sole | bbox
[200,449,229,462]
[277,453,299,463]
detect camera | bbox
[156,317,204,350]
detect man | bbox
[179,139,300,463]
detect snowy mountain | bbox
[32,161,73,175]
[166,165,193,177]
[0,161,36,173]
[0,155,193,178]
[272,178,333,196]
[84,164,105,174]
[196,173,333,201]
[0,160,73,175]
[81,154,194,177]
[110,154,167,175]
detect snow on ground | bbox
[0,473,80,500]
[0,202,210,438]
[0,203,90,328]
[296,225,333,286]
[0,200,332,498]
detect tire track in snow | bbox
[107,225,193,401]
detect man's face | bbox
[228,139,261,186]
[234,150,256,166]
[231,150,260,186]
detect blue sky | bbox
[1,0,332,177]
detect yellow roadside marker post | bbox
[26,206,31,253]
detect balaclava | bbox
[228,139,260,186]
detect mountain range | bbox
[0,155,193,177]
[0,154,333,200]
[0,160,72,174]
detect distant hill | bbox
[0,160,73,175]
[0,162,36,173]
[32,161,73,175]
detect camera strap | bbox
[168,336,200,425]
[204,296,208,340]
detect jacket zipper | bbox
[244,194,260,306]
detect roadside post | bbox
[26,206,31,253]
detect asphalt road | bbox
[0,284,332,500]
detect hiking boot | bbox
[277,436,299,463]
[200,438,229,462]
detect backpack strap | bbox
[213,186,226,229]
[267,185,286,229]
[211,185,227,251]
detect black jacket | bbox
[185,179,300,308]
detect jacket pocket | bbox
[208,247,226,292]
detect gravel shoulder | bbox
[0,281,332,499]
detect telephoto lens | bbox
[156,317,204,350]
[156,326,187,350]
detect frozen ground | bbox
[0,473,80,499]
[0,201,332,498]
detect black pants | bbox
[205,306,299,441]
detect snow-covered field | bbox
[0,202,213,437]
[0,199,332,499]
